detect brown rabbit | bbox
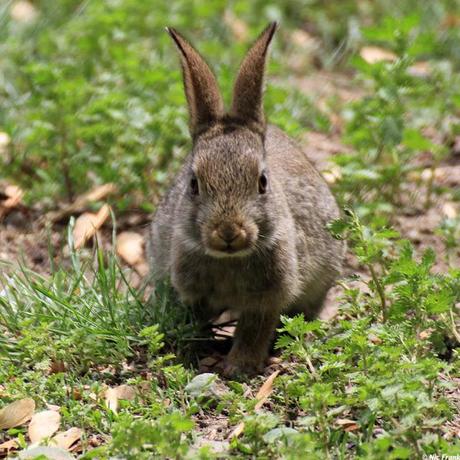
[149,23,345,377]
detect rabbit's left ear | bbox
[231,22,277,130]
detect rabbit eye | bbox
[190,176,199,196]
[258,172,268,194]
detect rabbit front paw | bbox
[222,350,266,378]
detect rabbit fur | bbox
[149,23,345,376]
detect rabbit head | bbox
[167,23,277,258]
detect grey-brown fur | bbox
[149,23,345,376]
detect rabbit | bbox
[149,22,345,377]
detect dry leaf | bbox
[421,168,443,183]
[49,360,66,374]
[254,370,280,410]
[0,438,19,453]
[47,183,116,223]
[0,185,24,215]
[46,404,61,412]
[10,1,38,22]
[73,204,111,249]
[28,410,61,444]
[419,329,433,340]
[344,424,359,432]
[442,14,460,28]
[442,202,458,219]
[408,61,430,78]
[134,261,149,277]
[73,213,98,248]
[336,418,358,426]
[322,166,342,185]
[230,370,280,439]
[51,427,83,450]
[0,398,35,429]
[116,232,145,266]
[368,333,383,345]
[105,384,136,413]
[229,421,245,439]
[360,46,396,64]
[0,132,10,152]
[85,184,117,202]
[336,418,359,431]
[291,29,315,48]
[223,10,248,41]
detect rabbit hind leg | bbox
[286,290,328,321]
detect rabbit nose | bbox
[217,225,240,243]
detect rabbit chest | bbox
[171,246,297,312]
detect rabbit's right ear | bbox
[167,27,224,137]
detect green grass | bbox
[1,0,460,459]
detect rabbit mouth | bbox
[204,224,257,258]
[205,245,254,259]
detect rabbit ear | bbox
[231,22,277,130]
[167,27,224,136]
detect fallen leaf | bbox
[344,424,359,432]
[47,183,117,223]
[421,167,444,183]
[223,10,248,41]
[335,418,359,431]
[85,184,117,202]
[105,384,136,413]
[322,166,342,185]
[442,202,458,219]
[290,29,315,48]
[71,388,82,401]
[73,213,98,247]
[0,132,10,151]
[28,410,61,444]
[336,418,359,426]
[254,370,280,410]
[10,1,38,23]
[51,427,83,450]
[442,14,460,28]
[408,61,430,78]
[229,421,245,439]
[134,261,149,277]
[116,232,145,266]
[360,46,396,64]
[419,329,433,340]
[73,204,111,249]
[368,333,383,345]
[230,370,280,439]
[46,404,61,412]
[49,360,66,374]
[0,438,19,453]
[0,398,35,429]
[0,185,24,218]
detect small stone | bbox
[263,427,299,444]
[185,373,227,398]
[19,446,73,460]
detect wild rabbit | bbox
[149,22,345,377]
